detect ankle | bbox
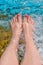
[9,37,19,49]
[25,35,33,43]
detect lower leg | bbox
[1,37,19,65]
[21,38,42,65]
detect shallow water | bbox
[0,0,43,64]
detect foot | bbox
[10,14,22,42]
[23,14,34,44]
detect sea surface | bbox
[0,0,43,64]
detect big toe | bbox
[17,14,22,25]
[28,16,34,31]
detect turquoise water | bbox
[0,0,43,26]
[0,0,43,63]
[0,0,43,16]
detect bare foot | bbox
[23,14,34,44]
[10,14,22,43]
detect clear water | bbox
[0,0,43,64]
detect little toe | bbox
[10,15,17,29]
[13,15,17,23]
[10,19,15,31]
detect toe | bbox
[17,14,22,24]
[28,16,34,31]
[28,16,34,25]
[22,22,27,34]
[23,15,30,30]
[23,21,29,33]
[10,19,14,31]
[10,15,18,30]
[13,15,17,23]
[24,14,28,24]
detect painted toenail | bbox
[24,15,28,18]
[17,14,20,16]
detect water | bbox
[0,0,43,64]
[0,0,43,16]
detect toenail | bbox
[17,14,20,16]
[24,15,28,18]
